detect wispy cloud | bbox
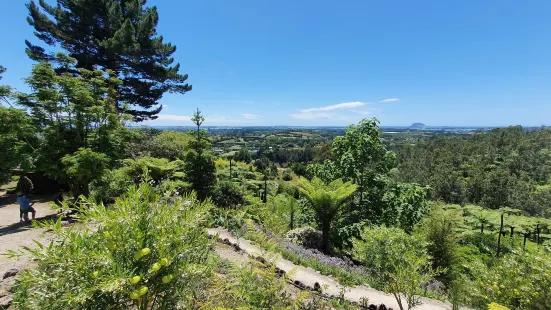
[290,98,399,120]
[301,101,369,113]
[241,113,263,119]
[379,98,399,103]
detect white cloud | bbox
[291,98,399,120]
[378,98,399,103]
[156,114,190,121]
[301,101,369,113]
[241,113,263,119]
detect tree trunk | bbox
[321,220,331,254]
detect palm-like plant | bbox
[298,177,358,253]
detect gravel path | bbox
[208,227,458,310]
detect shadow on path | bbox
[0,214,75,237]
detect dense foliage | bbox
[11,183,216,309]
[397,127,551,217]
[352,226,440,310]
[308,118,430,248]
[2,1,550,309]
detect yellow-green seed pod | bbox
[138,286,148,296]
[130,275,141,284]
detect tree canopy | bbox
[26,0,191,120]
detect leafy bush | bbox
[233,148,252,163]
[126,129,191,160]
[417,205,461,285]
[89,168,134,203]
[282,168,293,181]
[462,250,551,309]
[150,131,192,160]
[285,226,323,251]
[123,157,185,183]
[89,157,186,202]
[61,148,110,197]
[203,259,303,308]
[352,226,440,310]
[184,150,216,200]
[11,183,216,309]
[211,181,245,209]
[380,182,430,232]
[0,106,37,183]
[488,302,510,310]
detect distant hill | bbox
[410,123,426,130]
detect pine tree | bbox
[26,0,191,121]
[184,108,216,200]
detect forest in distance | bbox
[0,0,550,310]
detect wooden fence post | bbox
[536,224,540,245]
[496,213,504,257]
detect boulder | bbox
[0,295,12,309]
[2,269,18,280]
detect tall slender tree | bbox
[184,108,216,200]
[25,0,192,120]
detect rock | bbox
[0,295,12,309]
[0,277,15,294]
[2,269,18,280]
[313,282,321,292]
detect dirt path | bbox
[0,189,58,303]
[208,227,458,310]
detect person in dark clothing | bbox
[54,189,64,207]
[17,175,34,196]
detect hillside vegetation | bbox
[0,1,550,309]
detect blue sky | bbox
[1,1,551,127]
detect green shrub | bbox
[123,157,185,183]
[285,226,323,250]
[211,181,245,209]
[89,168,134,203]
[488,302,510,310]
[11,183,216,309]
[126,130,191,160]
[282,168,293,181]
[61,148,110,197]
[417,205,461,285]
[462,250,551,309]
[352,226,440,310]
[183,150,216,200]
